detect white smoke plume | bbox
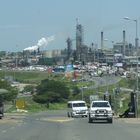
[23,35,55,51]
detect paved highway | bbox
[91,75,121,88]
[0,110,140,140]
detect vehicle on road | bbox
[88,100,113,123]
[0,102,4,119]
[67,100,88,117]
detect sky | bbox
[0,0,140,52]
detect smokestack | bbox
[37,47,40,54]
[101,31,104,50]
[123,30,125,56]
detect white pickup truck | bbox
[88,100,113,123]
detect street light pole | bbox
[124,17,139,117]
[135,19,139,118]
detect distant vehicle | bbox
[126,72,136,79]
[88,100,113,123]
[53,66,65,73]
[89,71,98,77]
[0,102,4,119]
[67,100,88,117]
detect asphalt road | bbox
[0,110,140,140]
[91,75,121,88]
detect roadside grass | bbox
[118,78,131,88]
[25,98,67,112]
[48,103,67,110]
[0,71,49,84]
[6,97,67,113]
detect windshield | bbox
[92,102,110,107]
[73,103,86,107]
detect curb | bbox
[114,116,140,124]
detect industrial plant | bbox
[65,20,140,69]
[0,20,140,69]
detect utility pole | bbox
[124,17,139,117]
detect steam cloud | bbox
[23,35,55,51]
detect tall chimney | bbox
[101,31,104,50]
[123,30,125,56]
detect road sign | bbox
[90,95,99,102]
[16,99,25,109]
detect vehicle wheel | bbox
[88,118,92,123]
[71,113,73,118]
[108,118,113,123]
[67,112,70,117]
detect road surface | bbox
[0,110,140,140]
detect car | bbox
[88,100,113,123]
[67,100,88,117]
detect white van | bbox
[67,100,88,117]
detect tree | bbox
[0,80,18,102]
[23,85,35,94]
[127,79,140,90]
[33,79,70,104]
[72,86,81,96]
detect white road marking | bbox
[10,126,15,130]
[2,130,7,133]
[39,117,74,122]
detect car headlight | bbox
[108,110,112,114]
[90,110,96,114]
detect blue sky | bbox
[0,0,140,52]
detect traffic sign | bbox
[16,99,25,109]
